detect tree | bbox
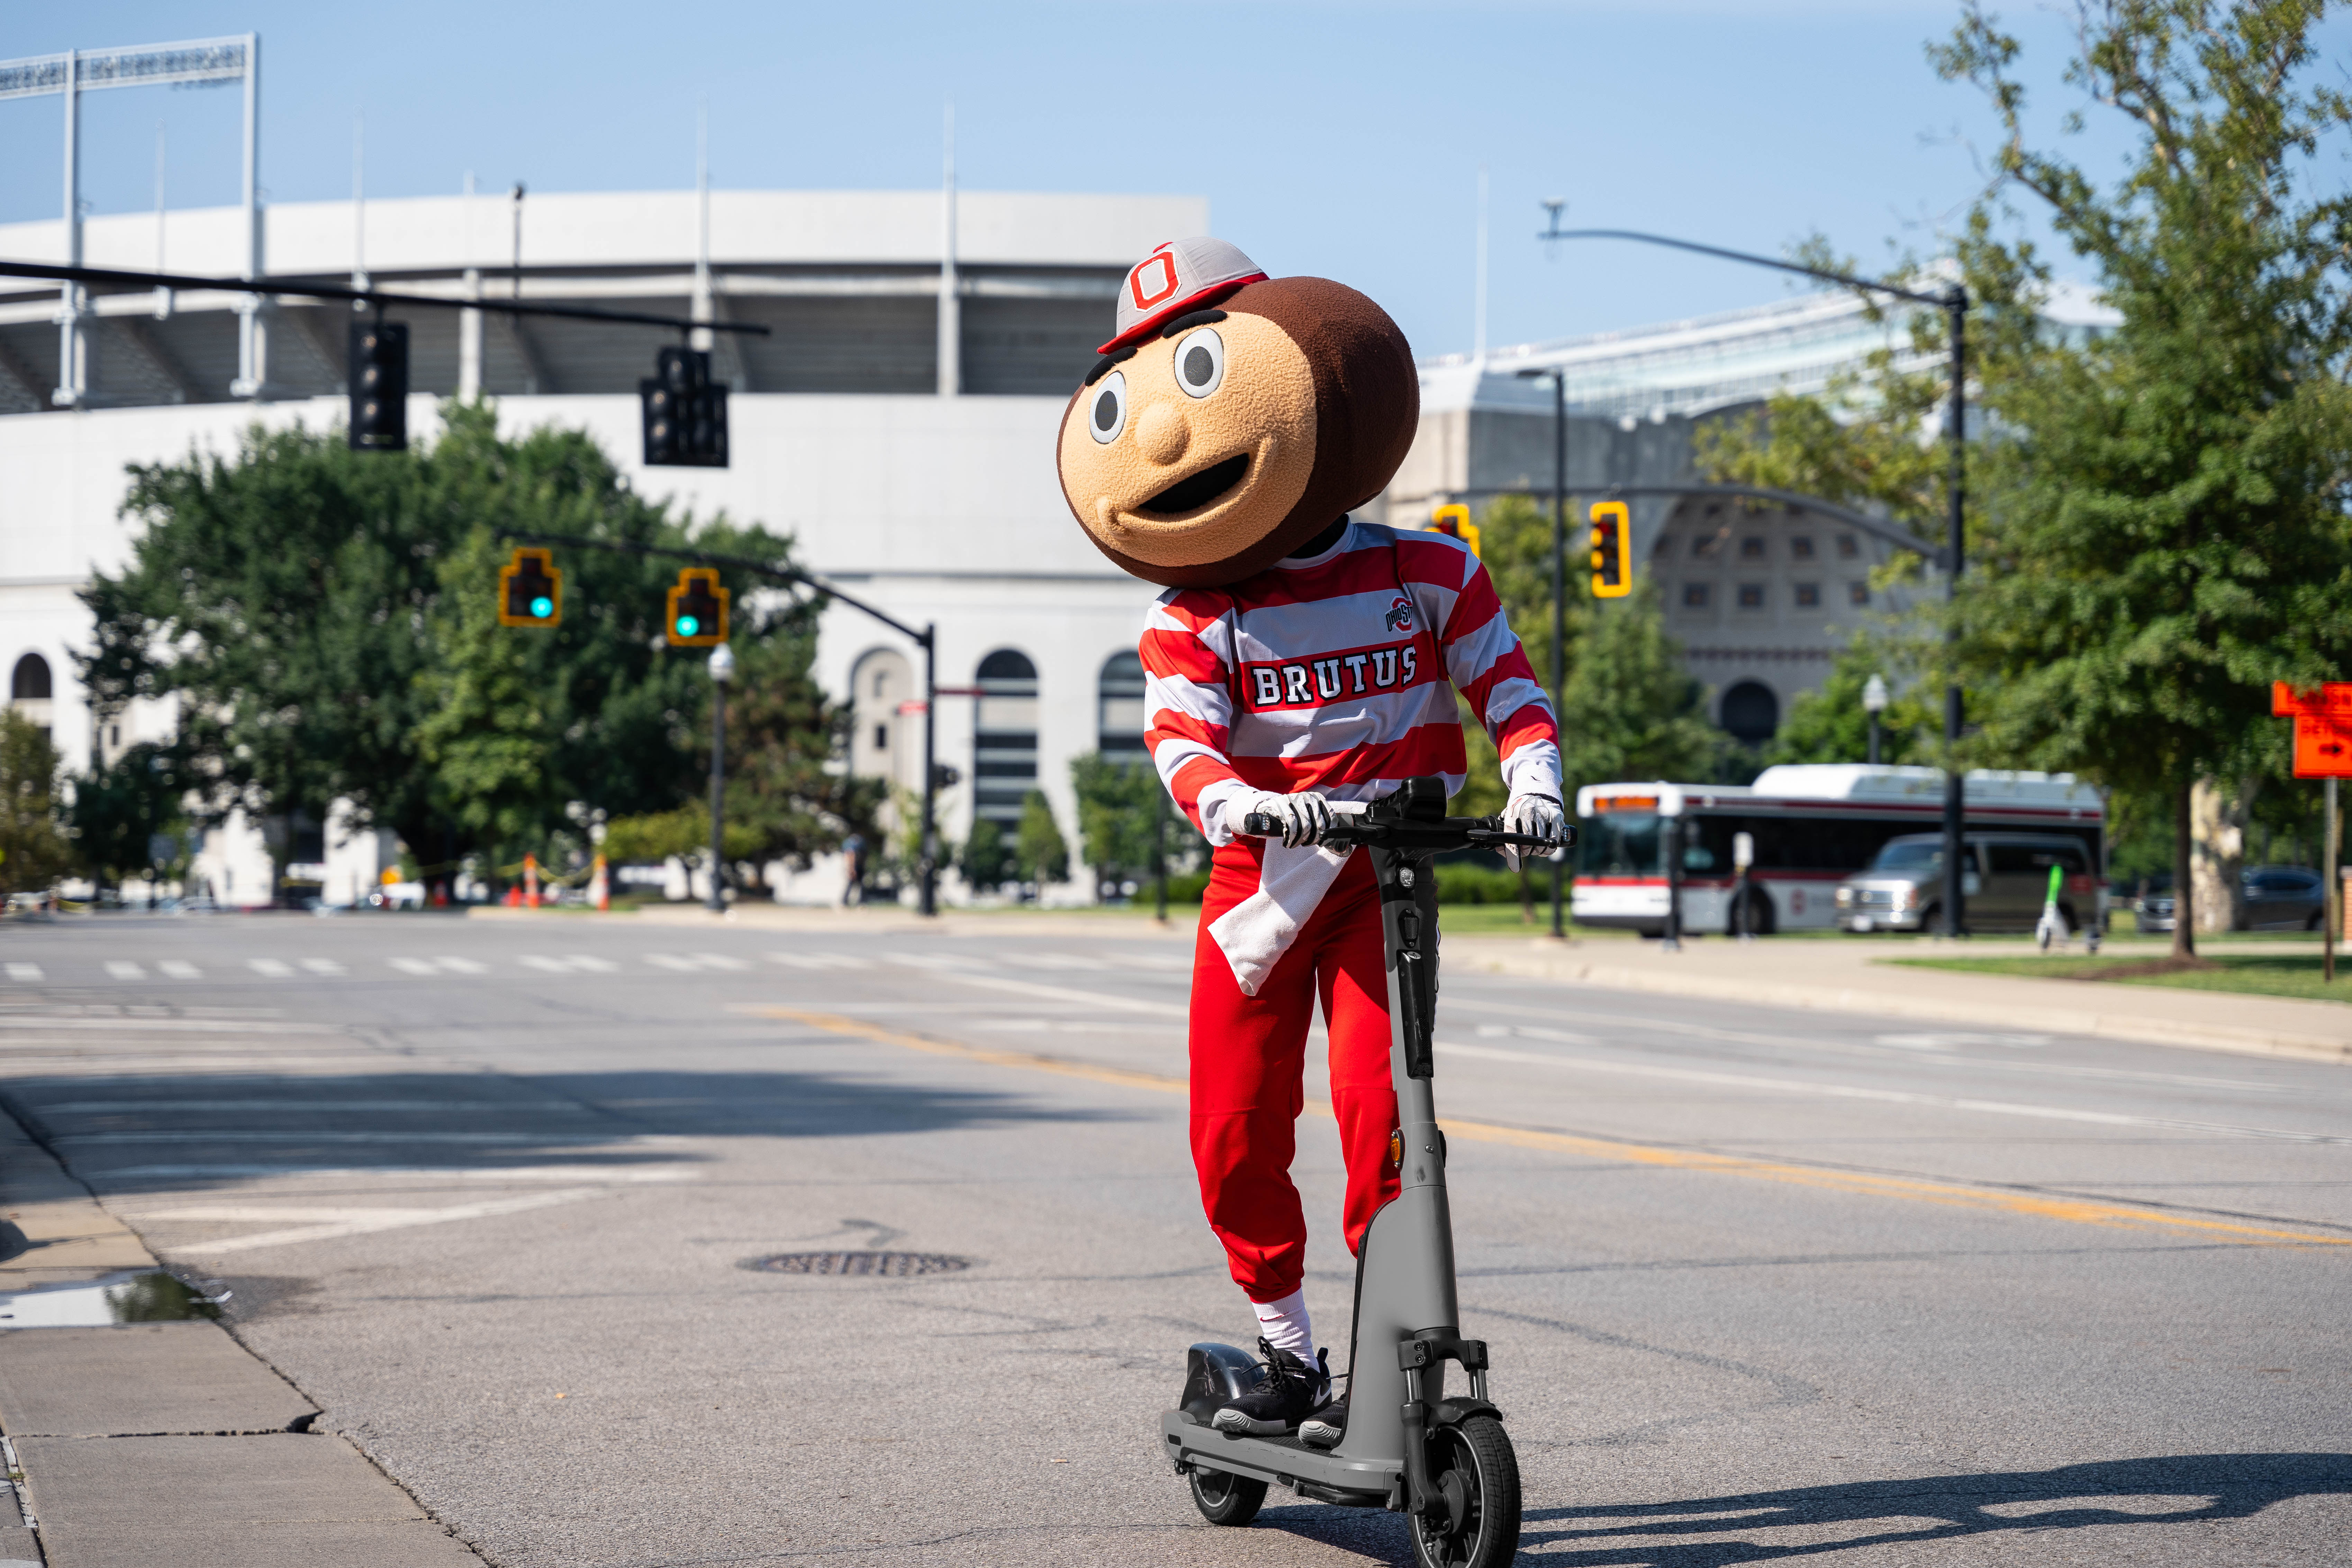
[1927,0,2352,957]
[1013,791,1070,890]
[0,713,71,898]
[67,742,187,894]
[1070,751,1191,899]
[958,818,1013,893]
[1556,579,1726,794]
[1762,638,1938,768]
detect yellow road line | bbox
[748,1006,2352,1250]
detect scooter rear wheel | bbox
[1409,1415,1521,1568]
[1188,1464,1267,1526]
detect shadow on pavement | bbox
[0,1067,1135,1194]
[1512,1452,2351,1562]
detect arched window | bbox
[973,649,1039,830]
[1098,651,1147,764]
[1720,680,1780,745]
[10,653,51,701]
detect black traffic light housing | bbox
[641,346,729,468]
[498,547,563,628]
[1590,500,1632,598]
[666,568,730,647]
[348,319,409,451]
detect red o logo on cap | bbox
[1130,253,1179,309]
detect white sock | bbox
[1252,1289,1320,1377]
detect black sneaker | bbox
[1210,1340,1328,1435]
[1299,1392,1348,1449]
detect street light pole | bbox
[1535,219,1971,937]
[1517,364,1571,940]
[1863,673,1889,767]
[706,642,734,914]
[920,623,939,917]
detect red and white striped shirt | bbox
[1141,520,1562,845]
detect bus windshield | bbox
[1869,839,1944,871]
[1579,812,1661,877]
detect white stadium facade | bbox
[3,134,2075,904]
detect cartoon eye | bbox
[1088,371,1128,444]
[1172,327,1225,399]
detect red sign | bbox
[2273,682,2352,778]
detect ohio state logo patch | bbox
[1384,596,1415,634]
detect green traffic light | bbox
[676,615,700,638]
[530,595,554,619]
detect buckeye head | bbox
[1057,240,1419,589]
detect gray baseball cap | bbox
[1099,237,1268,354]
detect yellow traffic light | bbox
[666,568,730,647]
[1427,502,1481,558]
[1589,501,1631,598]
[498,547,563,627]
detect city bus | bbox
[1572,764,2105,936]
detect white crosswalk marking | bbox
[644,954,704,972]
[888,953,987,972]
[158,960,202,979]
[435,957,488,975]
[566,955,618,972]
[518,954,623,974]
[249,958,293,978]
[389,957,438,976]
[1000,954,1114,971]
[765,952,876,970]
[691,953,751,971]
[299,958,346,977]
[4,962,39,981]
[106,961,146,979]
[518,955,571,973]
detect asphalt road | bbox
[2,909,2346,1566]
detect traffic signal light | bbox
[1427,502,1482,558]
[498,547,562,628]
[1589,501,1632,598]
[640,347,729,468]
[666,568,729,647]
[347,320,409,451]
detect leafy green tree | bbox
[709,630,886,880]
[958,818,1012,893]
[0,713,71,897]
[1762,639,1937,768]
[1013,791,1070,890]
[1070,751,1191,897]
[1557,579,1726,794]
[67,743,188,892]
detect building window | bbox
[1790,536,1816,561]
[1739,536,1767,560]
[1653,535,1675,559]
[872,723,889,752]
[1836,534,1860,559]
[1097,651,1148,765]
[1737,583,1765,609]
[974,648,1040,830]
[1692,533,1723,560]
[1721,680,1780,744]
[1793,583,1820,608]
[10,653,51,700]
[1849,581,1871,606]
[1682,582,1710,610]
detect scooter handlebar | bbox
[1237,810,1571,854]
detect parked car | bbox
[1836,831,2100,934]
[2134,866,2323,933]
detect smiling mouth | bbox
[1139,453,1251,516]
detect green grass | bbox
[1884,951,2352,1005]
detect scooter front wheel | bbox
[1188,1463,1267,1526]
[1409,1415,1521,1568]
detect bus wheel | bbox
[1742,889,1776,936]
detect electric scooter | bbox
[1160,776,1568,1568]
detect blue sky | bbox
[3,2,2323,357]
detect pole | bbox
[706,659,727,914]
[1939,291,1968,940]
[2326,776,2338,984]
[920,625,939,917]
[1548,369,1567,940]
[1154,783,1169,923]
[1661,813,1682,952]
[1869,714,1881,767]
[57,49,81,408]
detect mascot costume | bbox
[1056,239,1564,1438]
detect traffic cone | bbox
[590,853,610,913]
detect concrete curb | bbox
[1448,940,2352,1067]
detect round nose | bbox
[1134,400,1191,466]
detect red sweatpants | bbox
[1190,842,1401,1304]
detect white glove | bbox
[1499,793,1565,871]
[1235,789,1334,848]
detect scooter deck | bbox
[1160,1410,1399,1507]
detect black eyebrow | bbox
[1083,346,1136,387]
[1159,308,1228,339]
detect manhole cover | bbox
[741,1251,972,1278]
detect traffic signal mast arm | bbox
[492,529,929,646]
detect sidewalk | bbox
[1445,932,2352,1065]
[0,1114,482,1567]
